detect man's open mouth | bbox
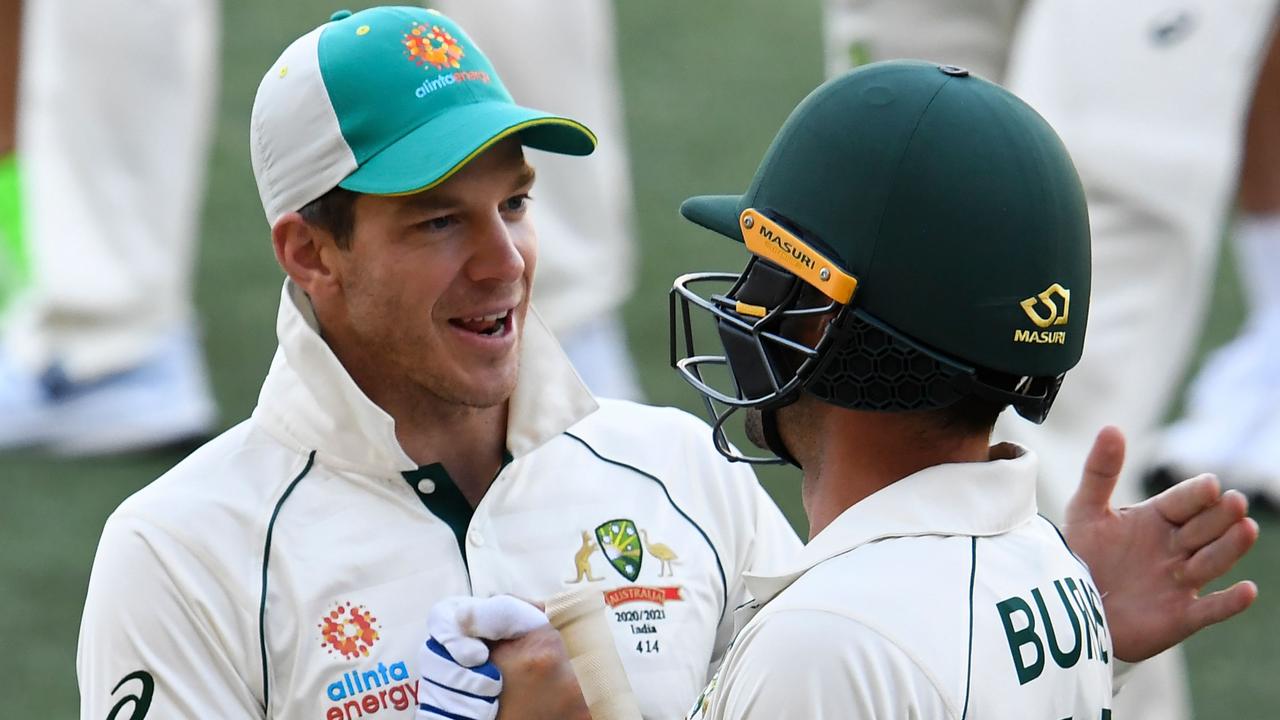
[449,309,512,337]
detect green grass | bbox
[1,1,1275,715]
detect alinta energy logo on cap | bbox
[403,22,463,69]
[402,21,491,98]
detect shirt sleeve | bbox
[78,511,263,719]
[1112,659,1138,695]
[702,609,955,720]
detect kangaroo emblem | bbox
[567,530,604,583]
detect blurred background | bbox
[0,0,1276,716]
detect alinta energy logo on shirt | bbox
[402,22,491,98]
[318,601,418,720]
[319,601,381,660]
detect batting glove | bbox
[416,595,551,720]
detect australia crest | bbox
[595,518,643,581]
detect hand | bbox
[428,595,550,666]
[1062,425,1260,662]
[416,595,552,720]
[417,638,502,720]
[491,627,591,720]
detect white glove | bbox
[416,595,551,720]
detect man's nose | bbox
[466,214,526,284]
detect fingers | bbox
[1173,490,1250,554]
[419,637,503,697]
[1067,426,1126,521]
[1184,517,1260,588]
[1151,473,1221,526]
[427,596,551,668]
[1185,580,1260,635]
[429,597,493,667]
[464,595,550,641]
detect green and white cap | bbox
[250,6,596,225]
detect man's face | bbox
[328,138,537,408]
[738,279,833,457]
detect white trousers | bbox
[10,0,218,381]
[997,0,1277,510]
[825,1,1278,717]
[822,0,1024,81]
[998,11,1274,712]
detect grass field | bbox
[1,1,1275,716]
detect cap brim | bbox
[679,194,746,242]
[338,101,596,196]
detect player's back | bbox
[691,448,1114,720]
[763,516,1114,719]
[963,515,1114,718]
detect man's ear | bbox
[272,212,343,298]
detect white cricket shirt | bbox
[76,280,801,720]
[688,444,1114,720]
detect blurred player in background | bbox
[427,0,644,400]
[0,0,28,314]
[1156,27,1280,508]
[0,0,220,454]
[824,1,1278,717]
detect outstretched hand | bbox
[1062,426,1259,662]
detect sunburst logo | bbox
[318,601,381,660]
[403,23,464,70]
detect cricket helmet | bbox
[670,60,1091,463]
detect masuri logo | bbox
[1015,283,1071,346]
[1019,283,1071,329]
[319,601,381,660]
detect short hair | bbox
[297,186,359,249]
[926,393,1006,437]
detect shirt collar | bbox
[253,279,598,476]
[743,443,1039,606]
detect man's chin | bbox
[743,408,769,450]
[455,370,519,408]
[414,353,520,409]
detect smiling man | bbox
[75,8,802,719]
[281,143,541,482]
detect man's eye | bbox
[419,216,454,231]
[503,194,531,212]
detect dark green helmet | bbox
[670,60,1090,463]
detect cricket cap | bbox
[250,6,596,225]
